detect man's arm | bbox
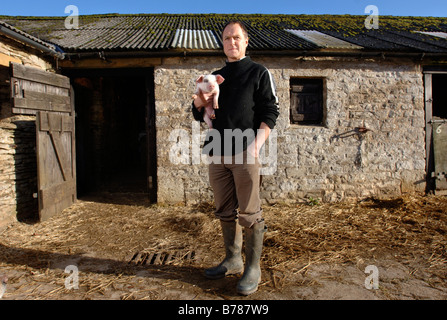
[247,122,270,158]
[254,69,280,130]
[248,69,280,157]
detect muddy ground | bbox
[0,193,446,301]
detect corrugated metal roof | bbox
[285,29,362,49]
[0,20,57,51]
[322,29,447,53]
[1,14,446,54]
[171,29,220,49]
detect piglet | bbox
[193,74,224,128]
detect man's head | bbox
[222,21,249,62]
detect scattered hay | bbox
[262,194,447,278]
[0,192,446,299]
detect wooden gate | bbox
[10,62,76,221]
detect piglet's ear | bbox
[196,75,204,83]
[215,75,225,85]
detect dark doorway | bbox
[432,74,447,119]
[66,68,156,200]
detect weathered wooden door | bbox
[432,120,447,195]
[424,71,447,195]
[10,62,76,221]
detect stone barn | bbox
[0,14,446,226]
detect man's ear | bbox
[215,75,225,85]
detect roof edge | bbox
[0,20,64,59]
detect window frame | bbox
[289,77,325,126]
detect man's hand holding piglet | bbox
[192,74,224,128]
[192,89,214,110]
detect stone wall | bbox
[0,115,38,227]
[0,35,54,228]
[154,55,426,204]
[0,35,54,71]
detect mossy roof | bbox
[1,13,446,54]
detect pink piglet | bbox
[193,74,225,128]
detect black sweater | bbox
[192,57,280,156]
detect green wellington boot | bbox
[237,221,267,295]
[204,220,244,279]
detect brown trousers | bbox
[208,151,263,228]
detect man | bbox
[191,20,279,295]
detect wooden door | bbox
[424,71,447,195]
[35,111,76,220]
[432,120,447,195]
[10,62,76,221]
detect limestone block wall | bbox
[154,55,426,204]
[265,56,426,203]
[0,115,37,227]
[154,57,223,204]
[0,35,53,71]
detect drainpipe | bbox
[0,24,65,59]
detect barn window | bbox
[290,78,324,125]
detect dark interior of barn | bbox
[432,74,447,119]
[68,68,155,198]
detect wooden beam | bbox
[49,130,70,181]
[60,57,162,69]
[23,90,71,106]
[425,72,433,171]
[0,52,21,67]
[11,62,70,88]
[12,97,71,113]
